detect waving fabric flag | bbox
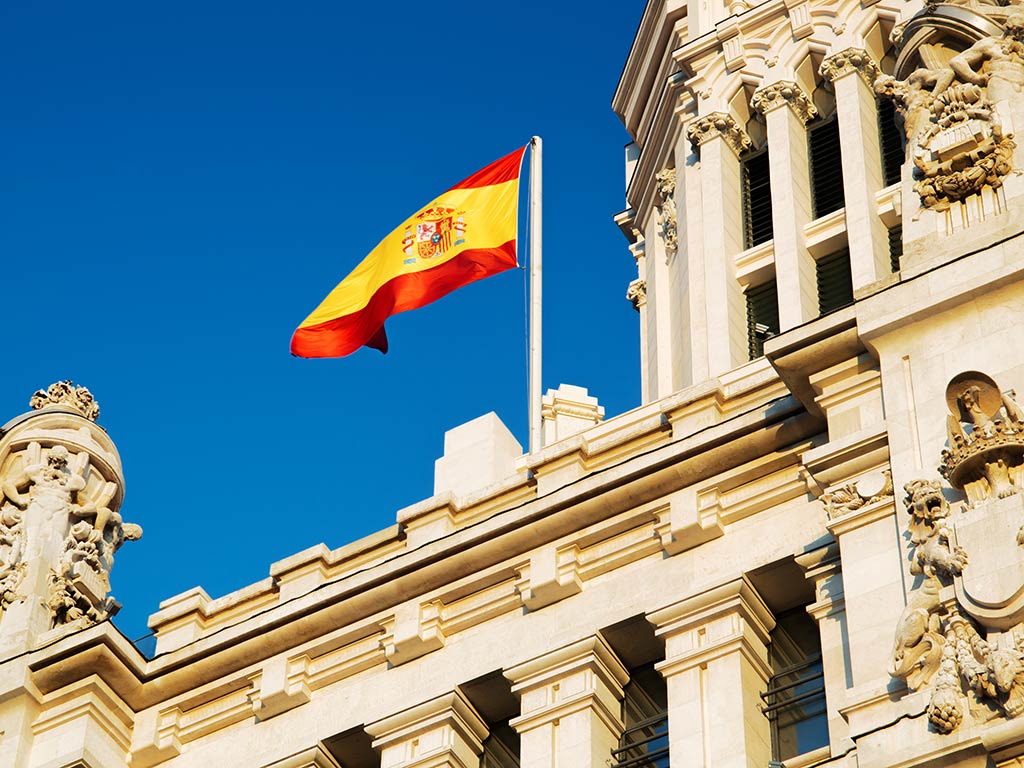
[291,146,526,358]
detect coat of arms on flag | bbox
[291,145,525,359]
[402,207,467,261]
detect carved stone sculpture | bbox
[654,167,678,258]
[938,371,1024,506]
[905,479,968,579]
[0,383,140,644]
[875,14,1024,210]
[889,371,1024,734]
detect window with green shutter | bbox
[816,248,854,315]
[888,223,903,273]
[877,97,903,187]
[742,149,773,249]
[746,279,779,360]
[809,118,845,218]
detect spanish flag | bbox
[291,146,526,358]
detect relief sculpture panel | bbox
[875,12,1024,210]
[891,371,1024,733]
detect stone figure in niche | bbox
[1,444,85,513]
[889,371,1024,735]
[875,14,1024,209]
[0,438,142,629]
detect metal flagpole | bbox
[529,136,543,454]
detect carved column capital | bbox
[626,278,647,310]
[685,111,752,155]
[751,80,818,123]
[820,47,879,85]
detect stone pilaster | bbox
[506,635,628,768]
[752,82,819,332]
[648,578,775,768]
[821,48,891,292]
[825,495,903,691]
[795,541,852,753]
[366,690,489,768]
[685,113,751,377]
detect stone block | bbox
[434,413,522,498]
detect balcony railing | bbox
[611,711,670,768]
[761,654,828,761]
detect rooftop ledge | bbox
[145,359,796,656]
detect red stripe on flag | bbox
[290,242,518,358]
[450,147,526,190]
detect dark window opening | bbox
[612,664,669,768]
[809,118,845,218]
[888,224,903,273]
[816,248,853,315]
[481,723,520,768]
[742,149,774,249]
[746,279,779,360]
[877,97,904,187]
[762,609,828,761]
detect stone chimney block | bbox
[541,384,604,444]
[434,412,522,497]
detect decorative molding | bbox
[820,47,879,85]
[685,111,752,155]
[751,81,818,123]
[655,166,678,258]
[820,469,893,520]
[29,381,99,421]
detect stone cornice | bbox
[751,80,818,123]
[26,396,820,711]
[819,47,879,85]
[365,689,488,747]
[686,111,752,155]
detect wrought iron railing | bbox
[611,711,670,768]
[761,654,828,761]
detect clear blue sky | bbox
[0,1,646,642]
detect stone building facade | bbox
[4,0,1024,765]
